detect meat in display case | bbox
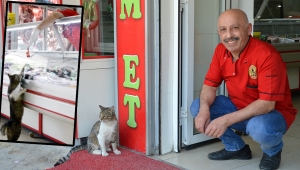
[1,1,83,145]
[253,0,300,91]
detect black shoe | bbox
[208,144,252,160]
[259,150,282,170]
[235,130,248,136]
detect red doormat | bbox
[47,147,182,170]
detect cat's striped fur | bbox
[1,65,27,141]
[54,105,121,166]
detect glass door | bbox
[180,0,228,146]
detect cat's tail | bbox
[54,144,87,166]
[0,123,8,136]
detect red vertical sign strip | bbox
[116,0,146,153]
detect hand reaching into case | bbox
[27,28,41,49]
[26,28,41,57]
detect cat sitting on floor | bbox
[1,65,27,141]
[54,105,121,166]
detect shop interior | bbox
[253,0,300,90]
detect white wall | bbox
[77,60,115,138]
[160,0,175,154]
[238,0,254,30]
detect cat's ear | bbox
[6,73,12,79]
[99,105,105,111]
[109,106,114,112]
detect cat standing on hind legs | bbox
[54,105,121,166]
[0,65,27,141]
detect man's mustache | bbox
[224,37,240,42]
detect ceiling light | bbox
[277,4,281,7]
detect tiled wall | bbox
[160,0,175,154]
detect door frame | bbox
[179,0,232,147]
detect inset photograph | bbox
[1,1,83,146]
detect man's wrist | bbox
[222,112,234,127]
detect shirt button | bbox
[233,73,235,75]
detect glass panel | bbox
[45,8,78,51]
[3,0,60,16]
[15,5,74,52]
[82,0,114,58]
[2,1,81,145]
[5,2,82,88]
[253,0,300,43]
[18,5,44,51]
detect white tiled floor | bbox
[156,94,300,170]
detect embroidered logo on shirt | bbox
[249,65,257,79]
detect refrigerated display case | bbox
[1,2,82,144]
[253,0,300,91]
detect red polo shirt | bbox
[204,36,297,129]
[57,9,80,50]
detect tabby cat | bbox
[1,65,27,141]
[54,105,121,166]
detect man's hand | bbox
[205,116,228,138]
[202,99,276,138]
[195,109,210,134]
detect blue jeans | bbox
[190,95,287,156]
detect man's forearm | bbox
[37,11,64,30]
[199,84,217,111]
[224,99,276,127]
[27,11,65,49]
